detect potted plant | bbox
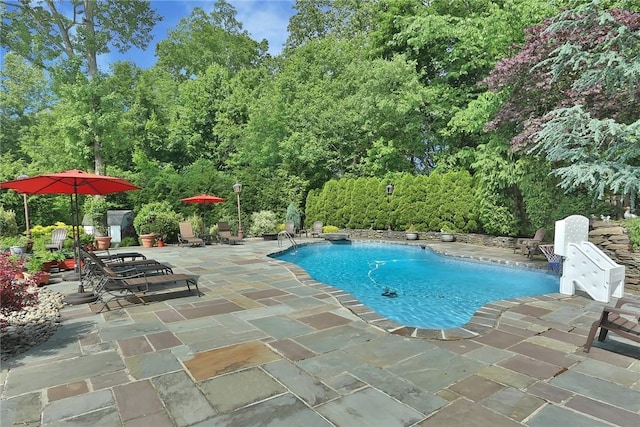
[7,236,31,255]
[405,225,418,240]
[79,232,95,251]
[58,248,76,270]
[38,250,66,272]
[84,196,112,248]
[24,256,51,286]
[440,224,456,242]
[134,202,181,247]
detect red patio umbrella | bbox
[180,194,226,236]
[0,169,140,302]
[180,194,226,204]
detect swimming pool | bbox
[272,242,559,329]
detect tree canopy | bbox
[1,0,637,234]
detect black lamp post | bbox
[232,182,243,238]
[386,183,394,230]
[17,173,30,238]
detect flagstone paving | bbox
[2,238,640,426]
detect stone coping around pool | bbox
[268,239,563,341]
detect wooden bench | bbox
[584,297,640,352]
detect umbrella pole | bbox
[64,191,98,305]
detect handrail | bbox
[277,230,297,249]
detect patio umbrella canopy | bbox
[180,194,226,204]
[181,194,226,231]
[0,169,140,303]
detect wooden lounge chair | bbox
[514,228,546,259]
[311,221,323,238]
[584,297,640,352]
[217,221,243,245]
[284,221,297,237]
[179,221,204,247]
[45,228,67,251]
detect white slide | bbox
[559,241,625,303]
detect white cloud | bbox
[229,0,294,54]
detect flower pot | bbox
[24,272,51,286]
[140,234,156,248]
[43,261,56,272]
[405,232,418,240]
[441,233,455,242]
[59,259,76,270]
[10,246,26,255]
[95,236,112,250]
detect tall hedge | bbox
[305,172,479,232]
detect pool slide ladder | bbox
[555,215,625,303]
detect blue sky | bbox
[100,0,296,69]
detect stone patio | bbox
[1,238,639,426]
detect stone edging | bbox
[269,240,566,341]
[0,288,65,360]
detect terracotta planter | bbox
[95,236,112,250]
[140,234,156,248]
[59,259,76,270]
[24,272,51,286]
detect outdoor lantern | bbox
[386,183,394,202]
[17,173,30,238]
[386,183,394,196]
[233,182,243,237]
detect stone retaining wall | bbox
[588,221,640,289]
[343,229,516,248]
[342,225,639,291]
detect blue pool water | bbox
[272,242,559,329]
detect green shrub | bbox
[0,207,18,236]
[83,196,110,234]
[625,218,640,251]
[286,203,302,230]
[323,225,339,233]
[186,214,205,236]
[119,236,138,247]
[249,211,278,236]
[133,202,181,241]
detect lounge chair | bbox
[93,250,147,262]
[311,221,323,238]
[81,248,172,276]
[217,221,243,245]
[45,228,67,251]
[179,221,204,247]
[284,221,296,237]
[584,297,640,352]
[514,228,546,259]
[92,265,199,312]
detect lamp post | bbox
[386,183,394,202]
[386,183,394,230]
[17,173,30,238]
[232,182,243,238]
